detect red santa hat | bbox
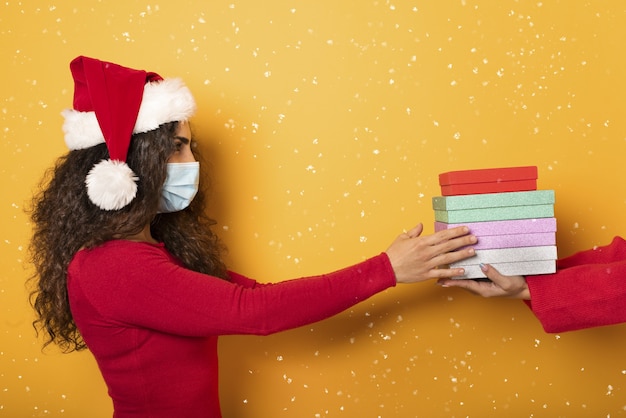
[62,55,196,210]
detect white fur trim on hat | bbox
[85,159,139,210]
[63,78,196,150]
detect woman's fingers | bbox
[405,223,424,239]
[437,245,476,266]
[437,264,531,299]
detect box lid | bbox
[432,190,554,210]
[439,166,538,186]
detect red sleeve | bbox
[524,236,626,333]
[69,242,397,337]
[226,270,258,288]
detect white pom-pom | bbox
[85,160,139,210]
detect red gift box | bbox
[439,166,537,196]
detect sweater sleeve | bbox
[69,242,397,337]
[524,236,626,333]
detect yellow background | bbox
[2,1,626,416]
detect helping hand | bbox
[436,263,531,299]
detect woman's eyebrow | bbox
[174,135,190,144]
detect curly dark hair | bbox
[28,121,228,352]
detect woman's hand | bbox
[437,263,531,299]
[386,223,477,284]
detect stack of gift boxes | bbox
[432,166,557,279]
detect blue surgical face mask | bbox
[158,162,200,213]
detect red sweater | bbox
[526,236,626,333]
[67,240,396,417]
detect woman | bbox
[29,56,477,417]
[438,238,626,333]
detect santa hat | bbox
[62,56,196,210]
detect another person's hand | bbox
[436,263,530,299]
[386,223,477,284]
